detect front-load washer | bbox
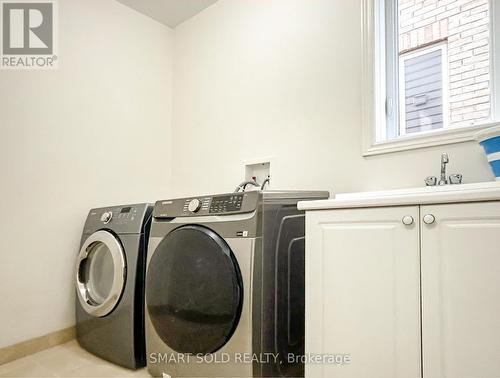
[145,190,329,377]
[75,203,152,369]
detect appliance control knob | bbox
[101,211,113,224]
[188,199,202,213]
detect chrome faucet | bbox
[439,153,449,185]
[425,153,463,186]
[425,176,437,186]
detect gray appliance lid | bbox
[260,190,330,201]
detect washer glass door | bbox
[146,225,243,355]
[76,230,126,317]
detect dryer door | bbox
[75,230,126,317]
[146,225,243,355]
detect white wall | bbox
[0,0,173,348]
[171,0,494,197]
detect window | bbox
[362,0,500,155]
[399,43,449,136]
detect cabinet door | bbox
[421,202,500,378]
[305,206,421,378]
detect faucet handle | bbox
[441,153,449,163]
[449,174,463,185]
[425,176,437,186]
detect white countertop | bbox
[297,181,500,210]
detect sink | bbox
[335,181,500,200]
[298,181,500,211]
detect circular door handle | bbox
[423,214,436,224]
[402,215,414,225]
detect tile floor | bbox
[0,341,149,377]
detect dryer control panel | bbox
[209,194,244,213]
[154,191,259,218]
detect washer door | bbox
[146,225,243,355]
[75,230,126,317]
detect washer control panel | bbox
[154,191,259,218]
[96,206,138,225]
[83,203,152,234]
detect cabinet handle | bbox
[423,214,436,224]
[402,215,414,225]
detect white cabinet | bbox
[306,201,500,378]
[305,206,422,378]
[421,202,500,378]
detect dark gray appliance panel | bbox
[257,203,307,377]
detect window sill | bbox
[363,121,500,157]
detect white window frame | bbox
[362,0,500,156]
[398,42,450,137]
